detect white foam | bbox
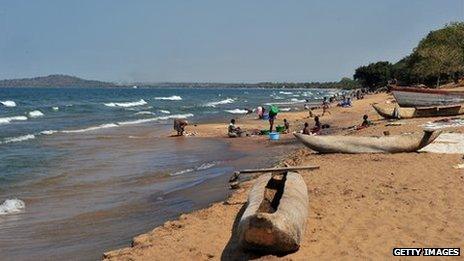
[135,111,155,115]
[171,161,218,176]
[265,100,303,105]
[160,110,170,114]
[154,95,182,101]
[225,109,248,114]
[61,123,119,133]
[28,110,44,118]
[280,108,291,112]
[204,98,234,107]
[0,199,25,215]
[171,168,194,176]
[40,130,58,135]
[196,162,217,170]
[117,113,194,126]
[104,99,147,108]
[52,107,59,111]
[0,116,28,125]
[1,100,16,107]
[2,134,35,144]
[279,91,293,95]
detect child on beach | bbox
[302,122,310,135]
[228,119,244,137]
[322,97,331,116]
[283,119,290,133]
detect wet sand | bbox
[104,91,464,260]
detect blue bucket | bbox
[262,114,269,120]
[269,132,280,140]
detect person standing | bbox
[322,97,331,116]
[268,105,279,132]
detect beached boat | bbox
[293,131,440,154]
[391,86,464,107]
[372,104,464,119]
[238,172,308,253]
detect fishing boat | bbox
[391,86,464,107]
[293,131,440,154]
[372,104,464,119]
[238,172,309,253]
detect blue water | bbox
[0,87,342,260]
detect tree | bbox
[413,22,464,87]
[353,61,393,90]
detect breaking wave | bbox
[104,99,147,108]
[0,199,25,215]
[225,109,248,114]
[154,95,182,101]
[279,91,293,95]
[28,110,44,118]
[1,134,36,144]
[204,98,234,107]
[61,123,119,133]
[118,113,194,126]
[0,116,28,125]
[135,111,155,115]
[1,100,16,107]
[160,110,170,114]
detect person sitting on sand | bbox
[302,122,310,135]
[228,119,243,138]
[283,119,290,133]
[361,114,373,127]
[173,119,188,136]
[311,116,322,133]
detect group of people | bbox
[174,88,372,137]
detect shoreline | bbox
[103,91,464,260]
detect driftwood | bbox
[294,130,441,154]
[237,172,309,253]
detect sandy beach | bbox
[103,91,464,260]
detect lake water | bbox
[0,87,341,260]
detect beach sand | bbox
[103,91,464,260]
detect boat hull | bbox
[372,104,464,119]
[238,172,309,253]
[294,131,440,154]
[391,87,464,107]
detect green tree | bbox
[413,22,464,87]
[353,61,393,90]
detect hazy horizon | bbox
[1,0,463,83]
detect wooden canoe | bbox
[238,172,309,253]
[372,104,464,119]
[391,86,464,107]
[293,131,441,154]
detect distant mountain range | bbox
[0,75,115,88]
[0,74,359,89]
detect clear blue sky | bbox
[0,0,463,83]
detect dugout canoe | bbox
[372,104,464,119]
[238,172,309,253]
[293,131,440,154]
[391,86,464,107]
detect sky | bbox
[0,0,463,83]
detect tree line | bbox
[354,22,464,90]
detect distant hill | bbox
[0,74,115,88]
